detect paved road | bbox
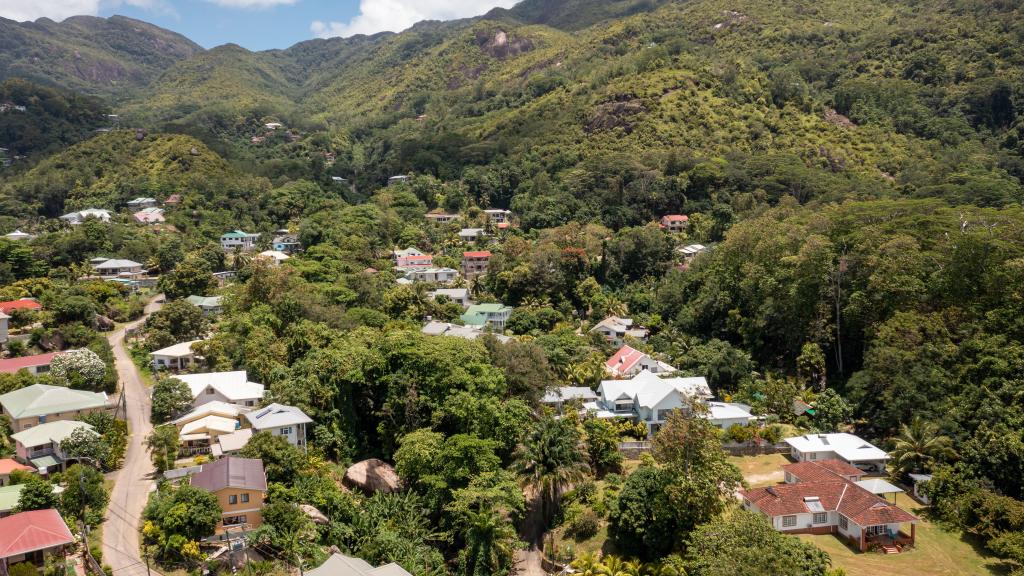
[102,298,162,576]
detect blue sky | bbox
[2,0,519,51]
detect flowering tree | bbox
[50,348,108,392]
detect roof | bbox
[0,459,34,475]
[393,247,424,258]
[0,383,108,416]
[93,259,143,270]
[186,295,223,308]
[0,509,75,558]
[459,228,484,235]
[679,244,707,255]
[598,370,711,408]
[11,420,97,448]
[591,316,634,333]
[308,553,413,576]
[662,214,689,222]
[258,250,290,261]
[784,433,890,462]
[742,477,918,527]
[784,460,865,483]
[705,402,755,421]
[430,288,469,299]
[221,230,257,239]
[190,457,267,493]
[0,484,62,512]
[908,473,933,483]
[855,478,905,495]
[215,428,254,454]
[0,299,41,313]
[174,401,249,425]
[605,345,675,375]
[173,371,265,402]
[150,340,202,358]
[542,387,599,404]
[463,251,492,258]
[420,320,511,343]
[244,403,313,430]
[180,415,240,437]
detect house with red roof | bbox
[0,300,41,315]
[462,251,492,279]
[0,459,34,487]
[741,459,918,553]
[0,352,60,376]
[605,345,676,378]
[659,214,689,233]
[0,509,75,571]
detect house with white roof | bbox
[243,403,313,449]
[605,345,676,377]
[150,340,203,371]
[257,250,290,266]
[402,267,458,284]
[784,433,890,473]
[421,320,511,343]
[706,401,757,429]
[127,197,158,209]
[428,288,472,307]
[173,401,249,456]
[541,387,600,411]
[186,295,223,315]
[590,316,649,347]
[11,420,98,475]
[60,208,111,224]
[0,384,110,433]
[425,211,459,224]
[3,230,33,242]
[92,258,144,278]
[173,371,265,408]
[596,370,714,435]
[458,228,486,242]
[308,552,412,576]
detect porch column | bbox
[860,530,866,552]
[911,523,916,546]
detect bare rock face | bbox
[477,29,534,59]
[95,314,115,332]
[135,128,147,141]
[189,146,200,156]
[586,94,647,134]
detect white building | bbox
[428,288,472,307]
[605,345,676,377]
[220,230,260,252]
[257,250,290,266]
[483,209,512,225]
[126,197,158,209]
[244,403,313,449]
[92,258,145,278]
[784,433,890,473]
[3,230,33,242]
[590,316,649,347]
[60,208,111,224]
[596,370,713,435]
[173,371,265,408]
[706,401,757,429]
[150,340,203,371]
[458,228,486,242]
[403,267,459,284]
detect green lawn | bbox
[798,493,1012,576]
[728,453,790,487]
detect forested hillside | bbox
[0,0,1023,574]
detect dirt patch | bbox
[586,94,647,134]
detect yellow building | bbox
[189,457,267,536]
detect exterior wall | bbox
[0,316,8,344]
[151,354,195,370]
[483,309,511,331]
[191,389,260,409]
[8,406,108,433]
[213,487,265,534]
[262,422,305,448]
[708,416,753,429]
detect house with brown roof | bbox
[461,251,491,278]
[741,459,918,553]
[659,214,689,232]
[189,457,268,538]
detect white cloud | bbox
[204,0,297,7]
[311,0,519,38]
[0,0,162,22]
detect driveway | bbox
[102,298,162,576]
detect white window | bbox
[839,515,848,530]
[813,512,827,524]
[782,515,797,527]
[241,493,249,503]
[279,427,292,435]
[228,494,237,505]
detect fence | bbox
[617,441,651,458]
[721,442,790,456]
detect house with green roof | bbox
[0,483,64,517]
[186,295,224,315]
[460,303,513,332]
[220,230,260,252]
[11,420,97,475]
[0,384,110,433]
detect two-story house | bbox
[174,401,250,456]
[425,211,459,224]
[243,404,313,449]
[92,258,145,279]
[460,303,513,332]
[605,345,676,377]
[11,420,98,475]
[271,234,301,253]
[189,457,268,538]
[150,340,203,371]
[596,370,713,435]
[659,214,689,232]
[186,295,223,315]
[0,384,110,432]
[220,230,260,252]
[589,316,649,347]
[402,267,459,284]
[173,371,265,409]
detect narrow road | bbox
[102,297,162,576]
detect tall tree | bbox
[513,413,590,533]
[889,417,957,477]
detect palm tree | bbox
[598,556,641,576]
[889,417,958,475]
[514,414,591,534]
[460,507,520,576]
[571,552,603,576]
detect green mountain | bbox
[0,78,110,158]
[0,15,202,100]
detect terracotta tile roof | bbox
[662,214,688,222]
[462,251,491,258]
[0,509,75,558]
[783,459,864,483]
[605,345,646,374]
[0,300,41,313]
[742,476,917,527]
[0,458,34,475]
